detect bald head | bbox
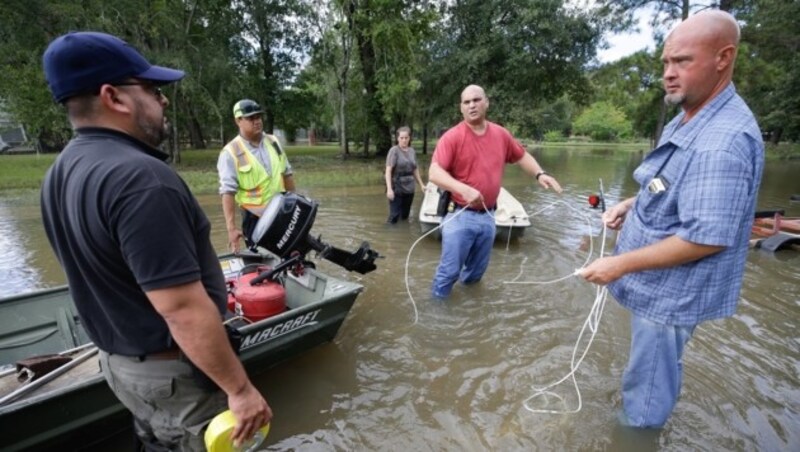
[460,85,490,129]
[661,10,740,120]
[461,85,486,100]
[669,10,740,51]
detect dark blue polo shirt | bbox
[41,128,226,355]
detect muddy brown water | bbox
[1,148,798,450]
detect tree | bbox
[232,0,315,134]
[573,101,633,141]
[738,0,800,142]
[0,0,98,151]
[343,0,437,157]
[309,1,355,154]
[589,50,666,143]
[596,0,694,144]
[434,0,605,135]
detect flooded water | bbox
[2,148,799,451]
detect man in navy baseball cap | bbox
[43,31,185,103]
[39,31,272,450]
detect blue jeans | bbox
[621,314,696,428]
[431,210,495,298]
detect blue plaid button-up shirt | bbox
[608,84,764,326]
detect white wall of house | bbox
[0,101,27,145]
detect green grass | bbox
[0,144,427,199]
[531,140,652,151]
[765,142,800,160]
[2,139,795,199]
[535,140,800,160]
[0,154,57,191]
[175,144,416,194]
[534,140,651,147]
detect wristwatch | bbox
[535,171,548,181]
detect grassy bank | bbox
[534,140,800,160]
[2,140,796,199]
[0,144,430,199]
[765,142,800,160]
[178,144,437,194]
[0,154,57,194]
[531,140,651,150]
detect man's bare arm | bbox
[222,194,243,252]
[581,235,724,285]
[147,281,272,446]
[428,162,483,206]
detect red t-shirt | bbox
[432,121,525,208]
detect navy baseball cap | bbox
[43,31,185,103]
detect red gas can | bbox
[230,271,287,322]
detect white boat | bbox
[418,182,531,241]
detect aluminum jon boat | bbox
[0,251,364,451]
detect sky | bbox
[596,9,657,63]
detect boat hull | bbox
[419,220,526,243]
[418,182,531,242]
[0,253,362,451]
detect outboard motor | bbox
[249,192,381,275]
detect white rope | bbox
[512,201,610,416]
[504,199,594,285]
[404,188,611,416]
[403,195,534,322]
[404,206,469,324]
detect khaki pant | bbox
[99,350,226,451]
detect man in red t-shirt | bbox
[429,85,562,298]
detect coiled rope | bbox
[404,191,611,415]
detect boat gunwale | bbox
[0,259,364,416]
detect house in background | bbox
[0,101,28,153]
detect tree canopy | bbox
[0,0,796,155]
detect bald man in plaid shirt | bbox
[581,11,764,428]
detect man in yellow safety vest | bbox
[217,99,295,252]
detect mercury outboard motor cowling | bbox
[251,192,317,257]
[249,193,380,274]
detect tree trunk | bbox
[422,123,429,155]
[771,128,782,145]
[654,4,691,146]
[308,123,316,146]
[187,106,207,149]
[339,90,349,155]
[653,97,667,146]
[254,2,276,135]
[681,0,690,19]
[351,0,392,158]
[171,84,180,163]
[259,38,277,134]
[338,40,350,156]
[167,127,179,163]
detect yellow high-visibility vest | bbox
[224,134,286,216]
